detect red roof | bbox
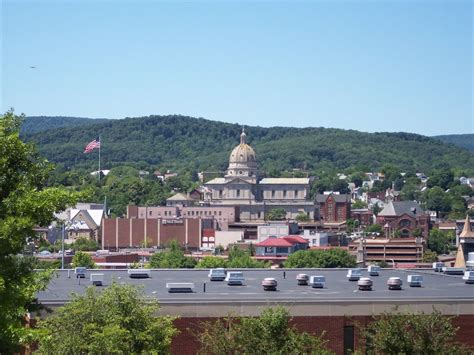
[256,238,294,247]
[256,235,309,247]
[282,235,309,244]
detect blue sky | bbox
[2,0,472,135]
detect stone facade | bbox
[203,130,315,221]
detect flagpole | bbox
[98,134,101,181]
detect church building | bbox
[203,129,315,221]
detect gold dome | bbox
[226,128,258,179]
[229,129,257,165]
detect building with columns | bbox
[203,129,315,221]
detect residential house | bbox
[255,235,309,257]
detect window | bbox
[271,190,275,198]
[343,326,354,355]
[219,190,223,198]
[219,211,222,216]
[283,190,287,198]
[337,207,344,221]
[237,189,240,197]
[400,229,410,237]
[399,219,411,228]
[294,190,298,198]
[149,210,152,216]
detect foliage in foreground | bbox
[196,306,333,355]
[0,111,79,353]
[283,248,356,268]
[360,308,471,355]
[36,283,178,354]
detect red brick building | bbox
[101,217,209,249]
[315,193,351,223]
[376,201,429,238]
[350,208,373,227]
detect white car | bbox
[225,271,244,286]
[347,269,362,281]
[208,268,226,281]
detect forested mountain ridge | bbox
[23,115,474,175]
[433,134,474,153]
[21,116,108,135]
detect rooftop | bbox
[378,201,426,218]
[259,178,310,185]
[37,269,474,307]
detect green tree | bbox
[37,283,178,354]
[149,240,197,268]
[427,229,453,255]
[196,256,227,269]
[427,170,455,190]
[365,224,383,235]
[352,200,368,209]
[71,237,99,251]
[371,203,383,217]
[267,208,287,221]
[196,307,332,355]
[71,251,96,268]
[422,249,438,263]
[227,246,270,268]
[0,111,78,352]
[284,249,356,268]
[346,218,360,233]
[360,308,469,355]
[423,186,451,215]
[295,212,311,222]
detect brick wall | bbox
[170,314,474,355]
[102,218,203,249]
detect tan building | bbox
[203,129,315,221]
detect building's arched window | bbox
[399,219,411,228]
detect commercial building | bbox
[101,217,207,249]
[36,269,474,354]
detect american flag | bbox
[84,137,101,153]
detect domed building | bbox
[226,129,258,183]
[204,129,315,222]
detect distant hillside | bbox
[433,134,474,152]
[23,115,474,175]
[21,116,108,136]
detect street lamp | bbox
[61,224,65,269]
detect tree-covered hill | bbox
[23,115,474,175]
[20,116,108,135]
[433,134,474,153]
